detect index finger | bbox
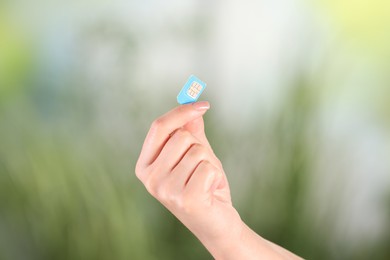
[137,101,210,167]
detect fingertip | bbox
[192,101,210,111]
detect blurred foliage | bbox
[0,96,151,259]
[316,0,390,133]
[207,76,329,259]
[0,17,33,102]
[318,0,390,61]
[1,1,390,260]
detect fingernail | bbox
[193,101,210,111]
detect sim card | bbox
[177,75,207,104]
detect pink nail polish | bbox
[193,101,210,111]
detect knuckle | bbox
[135,170,142,181]
[143,178,155,195]
[189,144,208,160]
[216,159,223,169]
[155,185,169,202]
[155,180,191,211]
[157,186,183,208]
[165,193,182,208]
[160,180,181,206]
[175,197,186,210]
[134,162,143,180]
[150,118,165,131]
[171,128,185,138]
[173,129,193,143]
[200,160,217,175]
[144,173,160,197]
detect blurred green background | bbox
[1,1,389,259]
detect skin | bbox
[135,101,302,260]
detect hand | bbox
[135,101,302,260]
[135,102,242,252]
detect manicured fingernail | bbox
[193,101,210,111]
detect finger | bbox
[182,116,211,149]
[186,161,220,196]
[153,129,200,172]
[170,144,221,190]
[137,101,210,167]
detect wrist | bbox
[199,218,296,260]
[210,222,302,260]
[195,210,245,259]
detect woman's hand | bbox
[135,101,302,259]
[135,102,242,253]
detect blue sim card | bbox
[177,75,207,104]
